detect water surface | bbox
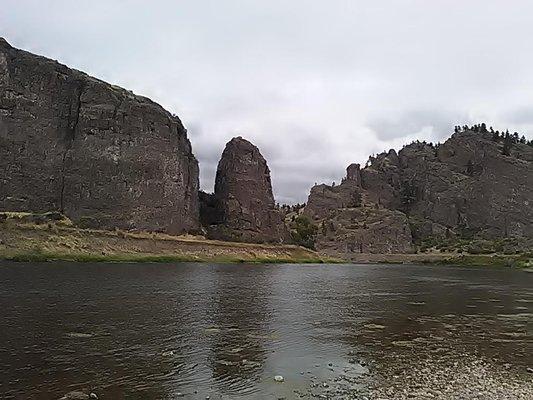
[0,262,531,399]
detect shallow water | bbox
[0,262,531,399]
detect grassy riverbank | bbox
[1,213,530,267]
[348,252,532,268]
[0,213,332,264]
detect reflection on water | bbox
[0,262,531,399]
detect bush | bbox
[290,216,318,250]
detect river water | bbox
[0,262,531,399]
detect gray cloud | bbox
[2,0,533,203]
[367,109,468,142]
[503,107,533,125]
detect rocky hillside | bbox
[304,127,533,258]
[200,137,288,243]
[0,38,199,234]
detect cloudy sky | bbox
[2,1,532,203]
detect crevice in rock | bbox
[66,81,84,143]
[59,81,84,212]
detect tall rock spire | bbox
[206,136,287,243]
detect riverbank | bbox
[348,252,533,268]
[1,212,531,267]
[0,213,330,264]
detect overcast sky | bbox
[2,1,532,203]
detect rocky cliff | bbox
[305,128,533,257]
[399,131,533,238]
[201,137,287,243]
[304,163,413,257]
[0,38,199,233]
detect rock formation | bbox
[304,128,533,258]
[398,131,533,238]
[304,164,413,258]
[0,38,199,233]
[315,207,413,256]
[201,137,287,243]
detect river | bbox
[0,262,531,399]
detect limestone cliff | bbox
[201,137,287,243]
[0,38,199,233]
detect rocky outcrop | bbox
[305,165,413,255]
[361,149,402,209]
[201,137,287,243]
[305,128,533,257]
[316,207,413,258]
[399,132,533,238]
[0,38,199,233]
[304,164,362,221]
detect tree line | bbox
[454,123,533,154]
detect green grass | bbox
[433,253,533,268]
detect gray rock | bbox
[0,38,199,234]
[203,137,287,243]
[58,391,90,400]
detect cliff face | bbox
[304,164,413,256]
[399,132,533,238]
[305,129,533,257]
[0,38,199,233]
[202,137,287,243]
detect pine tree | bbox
[502,131,512,156]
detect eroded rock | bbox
[203,137,287,243]
[0,38,199,234]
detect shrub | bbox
[290,216,318,250]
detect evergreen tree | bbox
[502,131,512,156]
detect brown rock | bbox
[361,149,402,209]
[316,207,413,257]
[304,166,411,255]
[398,132,533,238]
[0,38,199,233]
[205,137,287,243]
[346,163,362,185]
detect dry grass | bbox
[0,216,334,264]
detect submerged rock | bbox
[58,391,90,400]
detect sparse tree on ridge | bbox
[502,131,512,156]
